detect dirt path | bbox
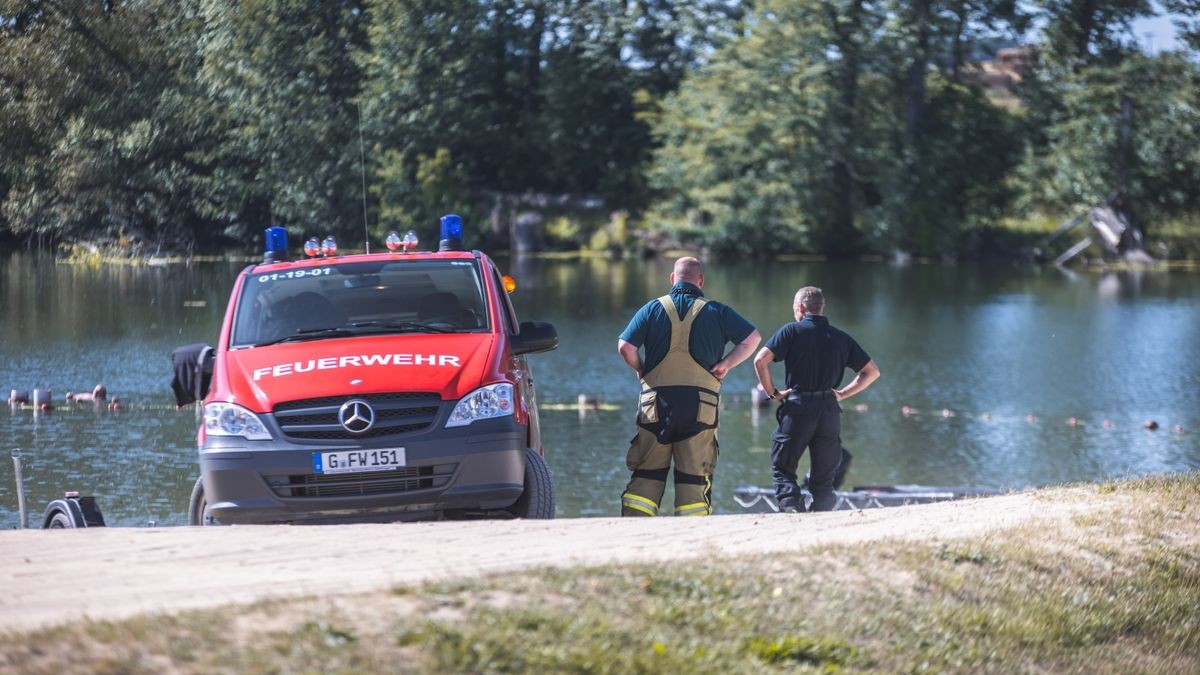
[0,491,1095,633]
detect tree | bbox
[0,0,225,249]
[360,0,742,232]
[196,0,370,244]
[1034,0,1151,65]
[1017,52,1200,232]
[647,0,890,254]
[1013,0,1200,244]
[646,0,1024,257]
[876,0,1026,255]
[1162,0,1200,51]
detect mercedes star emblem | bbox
[338,399,375,434]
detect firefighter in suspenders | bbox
[616,257,761,516]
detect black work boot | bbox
[778,499,804,514]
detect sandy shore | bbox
[0,490,1087,633]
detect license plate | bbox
[313,448,406,474]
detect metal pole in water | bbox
[12,448,27,529]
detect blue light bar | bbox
[264,226,289,263]
[439,214,463,251]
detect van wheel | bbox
[507,448,556,519]
[188,477,215,526]
[47,511,73,528]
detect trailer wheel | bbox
[47,511,73,528]
[187,477,215,526]
[507,448,556,519]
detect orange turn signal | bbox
[502,275,517,293]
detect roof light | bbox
[384,230,419,253]
[304,237,321,257]
[263,226,289,263]
[439,214,463,251]
[321,235,338,256]
[502,275,517,293]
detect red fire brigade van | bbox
[177,216,558,524]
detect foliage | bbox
[1,0,1198,257]
[195,0,369,244]
[357,0,739,237]
[644,18,832,256]
[0,0,222,250]
[372,147,475,236]
[1013,1,1200,237]
[648,0,1026,257]
[1163,0,1200,51]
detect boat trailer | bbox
[733,484,1004,513]
[10,448,107,529]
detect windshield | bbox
[231,260,490,348]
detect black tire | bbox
[187,476,214,526]
[47,511,73,529]
[507,448,556,519]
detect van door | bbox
[491,264,541,453]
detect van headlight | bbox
[204,402,273,440]
[446,383,514,428]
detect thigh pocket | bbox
[696,391,719,426]
[637,389,659,424]
[626,431,651,470]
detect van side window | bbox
[492,267,519,335]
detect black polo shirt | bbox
[764,315,870,392]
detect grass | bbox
[1,473,1197,674]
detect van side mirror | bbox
[512,321,558,355]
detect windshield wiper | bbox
[350,320,455,334]
[251,327,356,347]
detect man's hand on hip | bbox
[709,362,730,381]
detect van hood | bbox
[220,334,498,411]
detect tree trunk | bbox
[1073,0,1098,61]
[951,2,966,80]
[825,0,864,255]
[1114,95,1150,259]
[526,3,545,117]
[904,1,931,137]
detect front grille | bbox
[273,392,442,441]
[267,463,456,498]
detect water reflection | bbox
[1,252,1197,527]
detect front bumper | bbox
[200,416,526,524]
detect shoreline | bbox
[6,247,1199,269]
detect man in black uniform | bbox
[753,286,880,512]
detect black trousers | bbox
[770,396,842,512]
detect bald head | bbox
[671,257,704,286]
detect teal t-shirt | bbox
[619,282,756,373]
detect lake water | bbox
[2,251,1197,527]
